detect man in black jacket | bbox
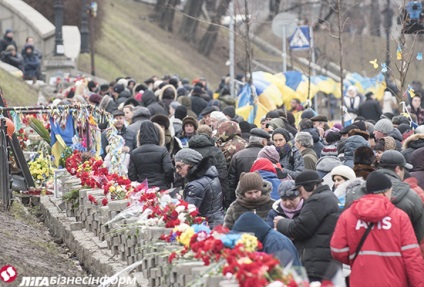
[227,128,270,207]
[357,91,382,122]
[274,170,339,282]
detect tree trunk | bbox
[159,0,179,32]
[369,0,381,37]
[179,0,204,41]
[198,0,229,56]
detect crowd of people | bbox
[49,72,424,285]
[0,29,41,82]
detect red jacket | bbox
[331,194,424,287]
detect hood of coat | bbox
[141,90,157,106]
[250,158,276,174]
[231,212,271,242]
[188,134,215,149]
[301,128,320,143]
[402,132,424,150]
[186,156,218,181]
[388,128,402,142]
[137,121,164,146]
[411,147,424,171]
[351,194,395,223]
[178,95,193,110]
[158,84,177,102]
[378,168,410,204]
[132,107,151,122]
[344,135,369,159]
[334,177,365,200]
[316,156,342,173]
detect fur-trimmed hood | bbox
[158,84,177,102]
[136,121,165,147]
[402,132,424,150]
[186,156,218,181]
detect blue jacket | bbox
[232,212,301,267]
[257,170,281,200]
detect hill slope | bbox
[0,70,39,106]
[78,0,232,87]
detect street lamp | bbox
[80,0,90,53]
[54,0,64,55]
[89,1,98,76]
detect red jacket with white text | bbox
[330,194,424,287]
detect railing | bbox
[0,118,11,211]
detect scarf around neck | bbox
[280,198,304,219]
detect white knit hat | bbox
[330,165,356,181]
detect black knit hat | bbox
[325,131,341,144]
[293,170,322,190]
[239,121,252,133]
[222,106,236,119]
[272,128,290,142]
[174,105,187,120]
[366,171,392,194]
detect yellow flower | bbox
[236,233,259,252]
[177,227,195,248]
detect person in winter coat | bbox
[353,146,375,179]
[356,91,382,122]
[0,29,17,52]
[189,86,208,116]
[266,180,304,227]
[298,119,324,158]
[175,148,224,228]
[124,107,151,148]
[404,171,424,204]
[331,171,424,287]
[215,121,248,169]
[316,156,342,188]
[345,150,424,255]
[22,44,40,82]
[112,84,132,107]
[177,95,197,119]
[274,170,339,282]
[408,94,424,125]
[272,128,304,178]
[250,158,281,200]
[228,128,271,206]
[402,132,424,164]
[0,44,23,71]
[188,125,229,206]
[329,165,356,191]
[141,90,167,116]
[343,86,363,120]
[373,118,402,150]
[224,172,274,229]
[172,105,186,135]
[343,135,370,168]
[373,136,397,168]
[128,121,174,190]
[232,212,302,267]
[257,145,285,179]
[294,132,317,171]
[158,84,177,115]
[176,116,198,148]
[410,146,424,190]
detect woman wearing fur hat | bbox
[175,148,224,228]
[224,172,274,229]
[128,121,174,190]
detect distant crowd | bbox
[0,29,41,82]
[48,70,424,286]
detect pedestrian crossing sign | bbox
[289,26,310,50]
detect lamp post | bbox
[89,2,97,76]
[54,0,64,55]
[80,0,90,53]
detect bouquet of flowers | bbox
[28,154,54,186]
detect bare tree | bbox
[198,0,230,56]
[179,0,205,41]
[369,0,381,36]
